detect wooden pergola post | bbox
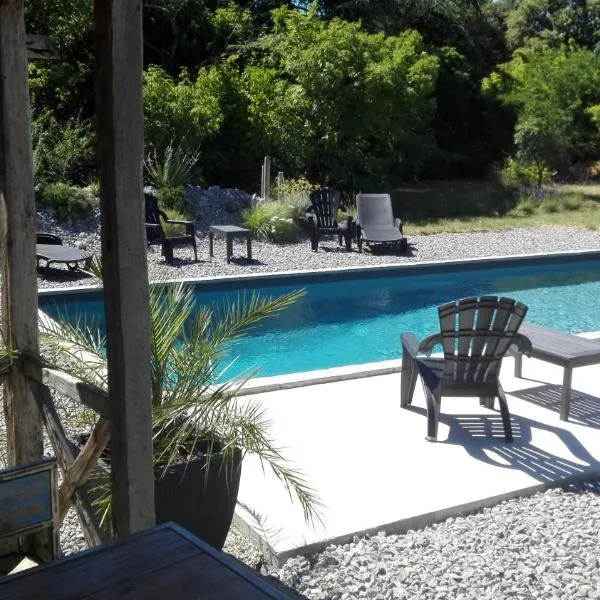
[0,0,43,466]
[94,0,155,535]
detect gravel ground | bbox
[22,213,600,597]
[36,219,600,289]
[278,481,600,600]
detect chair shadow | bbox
[365,242,416,257]
[37,267,94,282]
[405,405,600,484]
[511,383,600,430]
[228,256,266,266]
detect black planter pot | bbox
[154,449,243,550]
[78,435,243,550]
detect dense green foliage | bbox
[26,0,600,193]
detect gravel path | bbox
[37,224,600,289]
[24,215,600,597]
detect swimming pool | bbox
[39,252,600,380]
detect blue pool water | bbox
[39,254,600,380]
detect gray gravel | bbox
[37,219,600,289]
[277,481,600,600]
[25,209,600,597]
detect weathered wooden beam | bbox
[25,35,58,60]
[0,0,43,465]
[23,359,111,418]
[30,381,105,547]
[57,417,110,525]
[94,0,155,536]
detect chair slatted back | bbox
[308,188,341,228]
[438,296,528,385]
[144,193,165,243]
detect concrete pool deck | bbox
[234,350,600,564]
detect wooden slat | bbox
[23,358,111,418]
[0,0,43,465]
[25,35,58,60]
[57,417,110,524]
[94,0,155,536]
[0,525,291,599]
[30,381,104,547]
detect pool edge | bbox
[38,247,600,296]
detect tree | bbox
[242,7,439,188]
[483,43,600,181]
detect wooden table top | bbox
[0,523,292,599]
[519,322,600,366]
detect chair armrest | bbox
[510,333,532,357]
[164,219,192,226]
[419,333,443,356]
[400,332,420,359]
[145,223,161,230]
[394,218,404,235]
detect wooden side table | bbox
[209,225,252,263]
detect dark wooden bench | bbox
[512,322,600,421]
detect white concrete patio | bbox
[235,351,600,563]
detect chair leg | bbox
[400,352,418,407]
[344,231,352,251]
[310,231,318,251]
[162,242,174,264]
[424,388,441,442]
[497,385,513,443]
[191,238,198,262]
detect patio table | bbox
[209,225,252,263]
[36,243,93,278]
[0,522,292,599]
[512,322,600,421]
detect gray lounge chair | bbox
[400,296,531,442]
[355,193,407,253]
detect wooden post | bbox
[0,0,43,466]
[261,156,271,199]
[94,0,155,535]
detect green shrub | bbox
[562,193,584,211]
[241,201,301,243]
[510,194,538,216]
[144,143,201,191]
[156,186,189,215]
[275,176,314,199]
[32,114,95,185]
[540,196,561,213]
[500,158,554,188]
[283,192,311,223]
[39,183,96,222]
[161,207,191,237]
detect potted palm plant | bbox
[41,278,321,548]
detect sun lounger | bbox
[356,193,407,253]
[36,233,93,278]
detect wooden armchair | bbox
[401,296,531,442]
[144,193,198,264]
[306,188,353,251]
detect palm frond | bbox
[41,279,322,526]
